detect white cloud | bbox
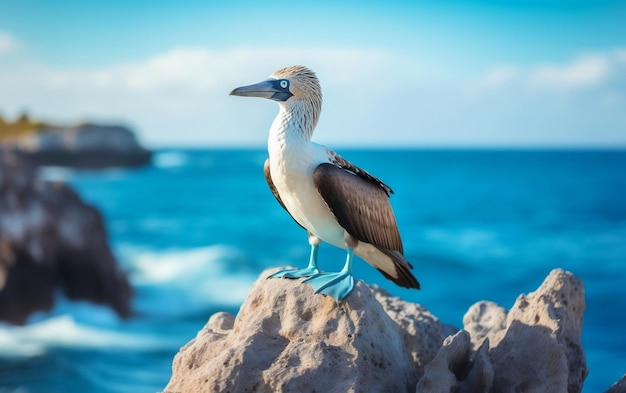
[614,49,626,64]
[479,66,520,89]
[3,47,408,94]
[0,46,423,145]
[476,49,626,92]
[461,48,626,147]
[0,45,624,147]
[529,54,611,90]
[0,31,19,55]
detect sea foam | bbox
[0,314,169,358]
[122,244,257,316]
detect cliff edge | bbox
[1,115,151,168]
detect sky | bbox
[0,0,625,148]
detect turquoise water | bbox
[1,148,625,392]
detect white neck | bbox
[268,102,315,158]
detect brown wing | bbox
[264,158,304,229]
[313,162,403,253]
[328,150,394,195]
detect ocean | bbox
[0,148,624,392]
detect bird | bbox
[230,65,420,301]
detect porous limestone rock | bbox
[463,268,587,393]
[416,330,493,393]
[165,268,591,393]
[373,287,457,376]
[164,268,454,393]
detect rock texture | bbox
[165,268,455,393]
[463,269,588,393]
[0,153,132,324]
[165,268,593,393]
[2,123,151,168]
[416,330,493,393]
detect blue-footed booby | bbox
[230,65,420,301]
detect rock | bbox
[164,268,454,393]
[2,122,151,169]
[416,330,493,393]
[605,375,626,393]
[462,300,506,351]
[463,268,587,393]
[372,287,457,376]
[164,268,589,393]
[0,153,132,324]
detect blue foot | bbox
[303,271,355,301]
[268,266,320,279]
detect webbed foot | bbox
[268,266,321,279]
[303,271,355,301]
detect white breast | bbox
[268,124,347,249]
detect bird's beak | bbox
[229,78,293,102]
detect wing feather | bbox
[313,162,403,253]
[327,150,394,195]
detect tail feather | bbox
[354,243,420,290]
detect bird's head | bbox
[230,65,322,109]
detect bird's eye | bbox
[280,80,288,89]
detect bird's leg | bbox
[268,232,321,279]
[303,233,357,302]
[303,248,355,302]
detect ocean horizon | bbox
[1,147,624,392]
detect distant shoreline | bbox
[149,145,626,152]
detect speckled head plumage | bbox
[271,65,322,106]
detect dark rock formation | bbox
[164,268,592,393]
[605,375,626,393]
[0,153,132,324]
[2,122,151,169]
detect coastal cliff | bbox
[0,153,132,324]
[0,115,151,168]
[164,268,596,393]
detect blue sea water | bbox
[1,148,625,392]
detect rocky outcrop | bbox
[421,269,588,393]
[416,330,493,393]
[165,268,592,393]
[462,269,587,392]
[2,122,151,168]
[0,153,132,324]
[165,270,455,393]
